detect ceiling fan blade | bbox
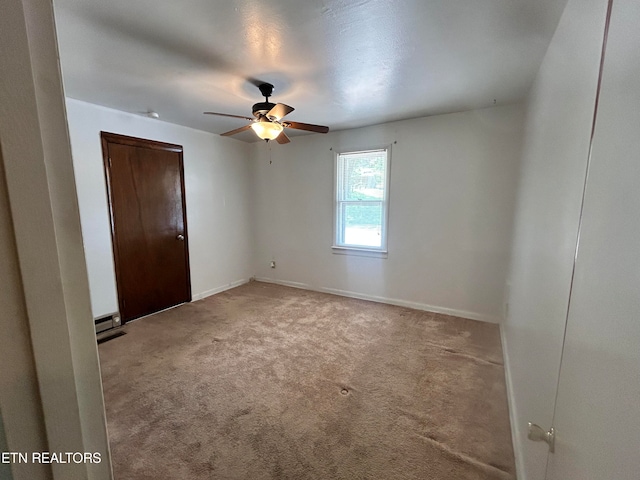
[204,112,254,121]
[267,103,295,121]
[276,131,291,144]
[220,124,253,136]
[284,121,329,134]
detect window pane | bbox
[341,203,382,247]
[339,151,386,201]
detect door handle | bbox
[176,234,185,241]
[527,422,555,453]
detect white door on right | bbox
[546,0,640,478]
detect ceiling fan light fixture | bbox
[251,120,283,140]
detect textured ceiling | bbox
[53,0,567,142]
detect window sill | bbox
[331,246,388,258]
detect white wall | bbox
[65,99,255,318]
[253,105,524,322]
[501,0,609,478]
[1,1,111,478]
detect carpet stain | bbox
[99,281,515,479]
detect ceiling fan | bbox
[204,83,329,144]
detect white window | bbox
[334,147,390,255]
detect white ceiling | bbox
[53,0,567,142]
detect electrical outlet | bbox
[270,261,276,268]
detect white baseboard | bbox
[500,323,525,480]
[253,277,501,324]
[191,278,251,301]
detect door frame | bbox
[100,131,191,323]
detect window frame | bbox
[332,145,391,258]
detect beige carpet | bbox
[98,281,515,479]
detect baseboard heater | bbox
[95,313,125,343]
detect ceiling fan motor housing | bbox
[252,101,276,118]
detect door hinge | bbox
[108,157,112,167]
[528,422,555,453]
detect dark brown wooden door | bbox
[101,132,191,323]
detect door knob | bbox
[176,234,184,241]
[527,422,555,453]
